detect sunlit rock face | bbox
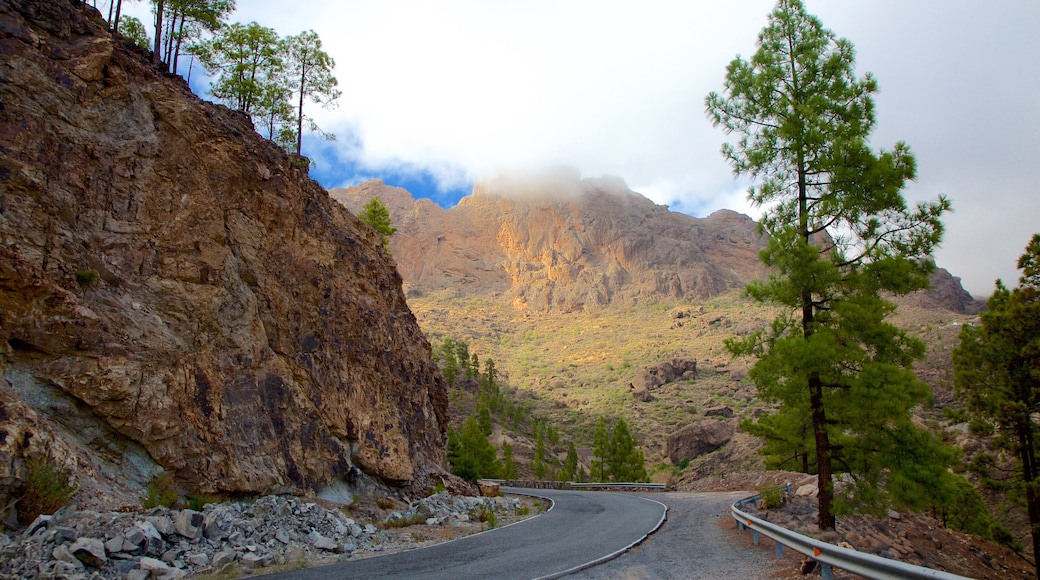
[0,0,448,508]
[333,173,768,313]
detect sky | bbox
[120,1,1040,298]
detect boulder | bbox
[478,481,500,497]
[630,384,652,402]
[308,531,338,551]
[635,359,698,392]
[703,406,734,418]
[69,537,107,567]
[174,509,204,541]
[665,420,735,463]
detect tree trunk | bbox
[112,0,122,33]
[172,14,185,75]
[295,63,307,156]
[810,376,835,530]
[1016,418,1040,578]
[152,0,164,65]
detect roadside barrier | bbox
[731,489,970,579]
[486,479,667,491]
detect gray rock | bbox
[51,559,84,578]
[275,529,291,544]
[203,511,226,541]
[364,524,377,535]
[161,548,181,564]
[147,514,177,537]
[135,520,165,556]
[187,552,209,567]
[51,545,83,567]
[174,509,204,541]
[124,525,146,547]
[242,553,268,567]
[338,542,357,554]
[139,556,171,574]
[52,526,78,543]
[212,549,237,568]
[69,537,107,567]
[127,570,150,580]
[104,536,125,554]
[308,530,338,551]
[47,503,76,528]
[25,514,51,536]
[348,524,363,537]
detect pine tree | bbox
[954,234,1040,571]
[591,417,609,482]
[533,430,547,479]
[281,30,340,156]
[448,416,500,482]
[563,442,578,482]
[501,442,518,480]
[706,0,951,530]
[608,419,647,482]
[357,197,397,250]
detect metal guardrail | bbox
[485,480,666,491]
[568,482,666,491]
[731,490,971,580]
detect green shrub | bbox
[758,484,785,510]
[17,456,78,525]
[380,512,426,529]
[470,503,497,528]
[376,496,395,510]
[144,473,178,509]
[186,493,218,511]
[75,269,99,287]
[515,505,530,516]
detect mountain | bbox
[332,171,979,315]
[0,0,448,511]
[332,169,768,313]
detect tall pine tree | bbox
[706,0,951,530]
[954,234,1040,572]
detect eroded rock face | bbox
[0,0,448,507]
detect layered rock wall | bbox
[0,0,448,507]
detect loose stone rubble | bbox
[0,492,528,579]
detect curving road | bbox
[265,487,666,580]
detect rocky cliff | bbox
[333,170,769,312]
[0,0,448,511]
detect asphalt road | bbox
[265,487,667,580]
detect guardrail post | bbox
[820,562,831,580]
[775,541,782,559]
[752,529,759,546]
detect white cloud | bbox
[120,0,1040,297]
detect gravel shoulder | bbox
[566,491,781,579]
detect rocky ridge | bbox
[0,0,448,512]
[332,170,769,313]
[0,492,529,579]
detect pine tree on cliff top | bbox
[706,0,951,530]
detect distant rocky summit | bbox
[333,170,769,312]
[0,0,449,512]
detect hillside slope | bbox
[0,0,448,510]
